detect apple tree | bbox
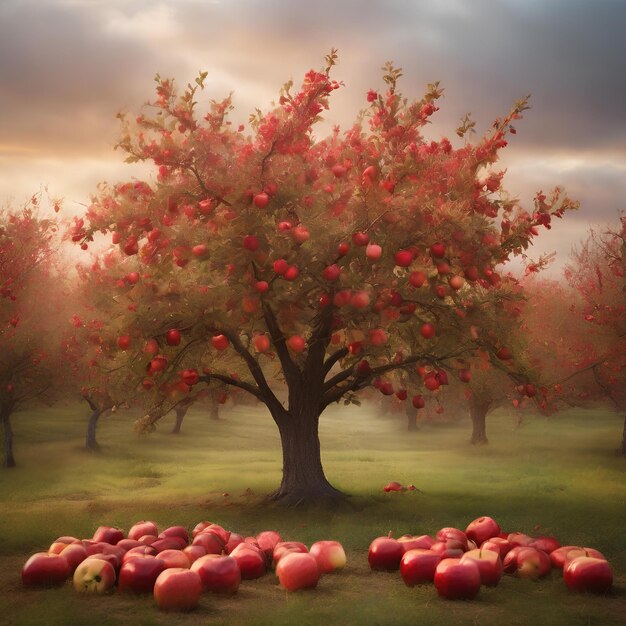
[564,217,626,454]
[0,199,64,467]
[73,53,577,502]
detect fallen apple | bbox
[73,557,116,593]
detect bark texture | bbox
[469,397,491,445]
[268,408,344,505]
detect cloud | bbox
[1,0,624,274]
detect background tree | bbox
[0,198,64,467]
[73,53,577,503]
[564,217,626,454]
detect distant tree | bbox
[0,198,64,467]
[72,53,577,503]
[564,217,626,454]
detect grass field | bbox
[0,401,624,625]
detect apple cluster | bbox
[21,520,347,612]
[368,516,613,599]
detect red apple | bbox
[434,557,481,600]
[59,543,88,571]
[73,558,116,593]
[530,537,561,554]
[225,533,245,554]
[337,242,350,256]
[383,481,405,493]
[253,334,271,353]
[255,280,269,293]
[211,334,229,351]
[431,540,466,559]
[273,258,289,275]
[550,545,586,569]
[229,543,266,579]
[116,539,143,551]
[182,545,207,564]
[276,552,319,591]
[449,275,464,290]
[395,250,413,267]
[287,335,306,353]
[165,329,181,346]
[117,335,131,350]
[123,546,158,563]
[273,541,308,567]
[412,395,425,409]
[420,323,436,339]
[504,547,551,579]
[369,328,388,347]
[283,265,299,281]
[400,549,441,585]
[119,555,165,593]
[92,526,124,545]
[430,242,446,258]
[480,537,513,559]
[85,552,121,571]
[192,531,224,555]
[292,226,310,244]
[368,534,404,571]
[191,554,241,594]
[154,568,203,611]
[561,547,606,567]
[192,244,207,257]
[322,264,341,281]
[253,192,269,208]
[157,549,190,569]
[152,536,188,553]
[352,232,370,247]
[22,553,71,586]
[409,270,427,288]
[436,528,468,550]
[256,530,283,560]
[496,346,512,361]
[461,549,503,586]
[366,243,382,260]
[507,532,534,548]
[309,540,346,574]
[243,234,259,251]
[465,516,501,546]
[351,291,370,309]
[563,556,613,594]
[398,535,436,552]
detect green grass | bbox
[0,402,625,625]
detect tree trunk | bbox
[268,408,344,505]
[208,401,220,421]
[85,409,102,451]
[2,407,16,468]
[405,404,418,431]
[620,414,626,457]
[469,404,489,445]
[171,405,188,434]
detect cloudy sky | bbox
[1,0,625,274]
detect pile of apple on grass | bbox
[21,520,346,612]
[21,515,612,613]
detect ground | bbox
[0,402,624,625]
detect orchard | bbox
[1,53,624,625]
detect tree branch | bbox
[221,329,283,413]
[198,373,263,401]
[261,300,300,384]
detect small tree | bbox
[0,199,64,467]
[73,54,576,503]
